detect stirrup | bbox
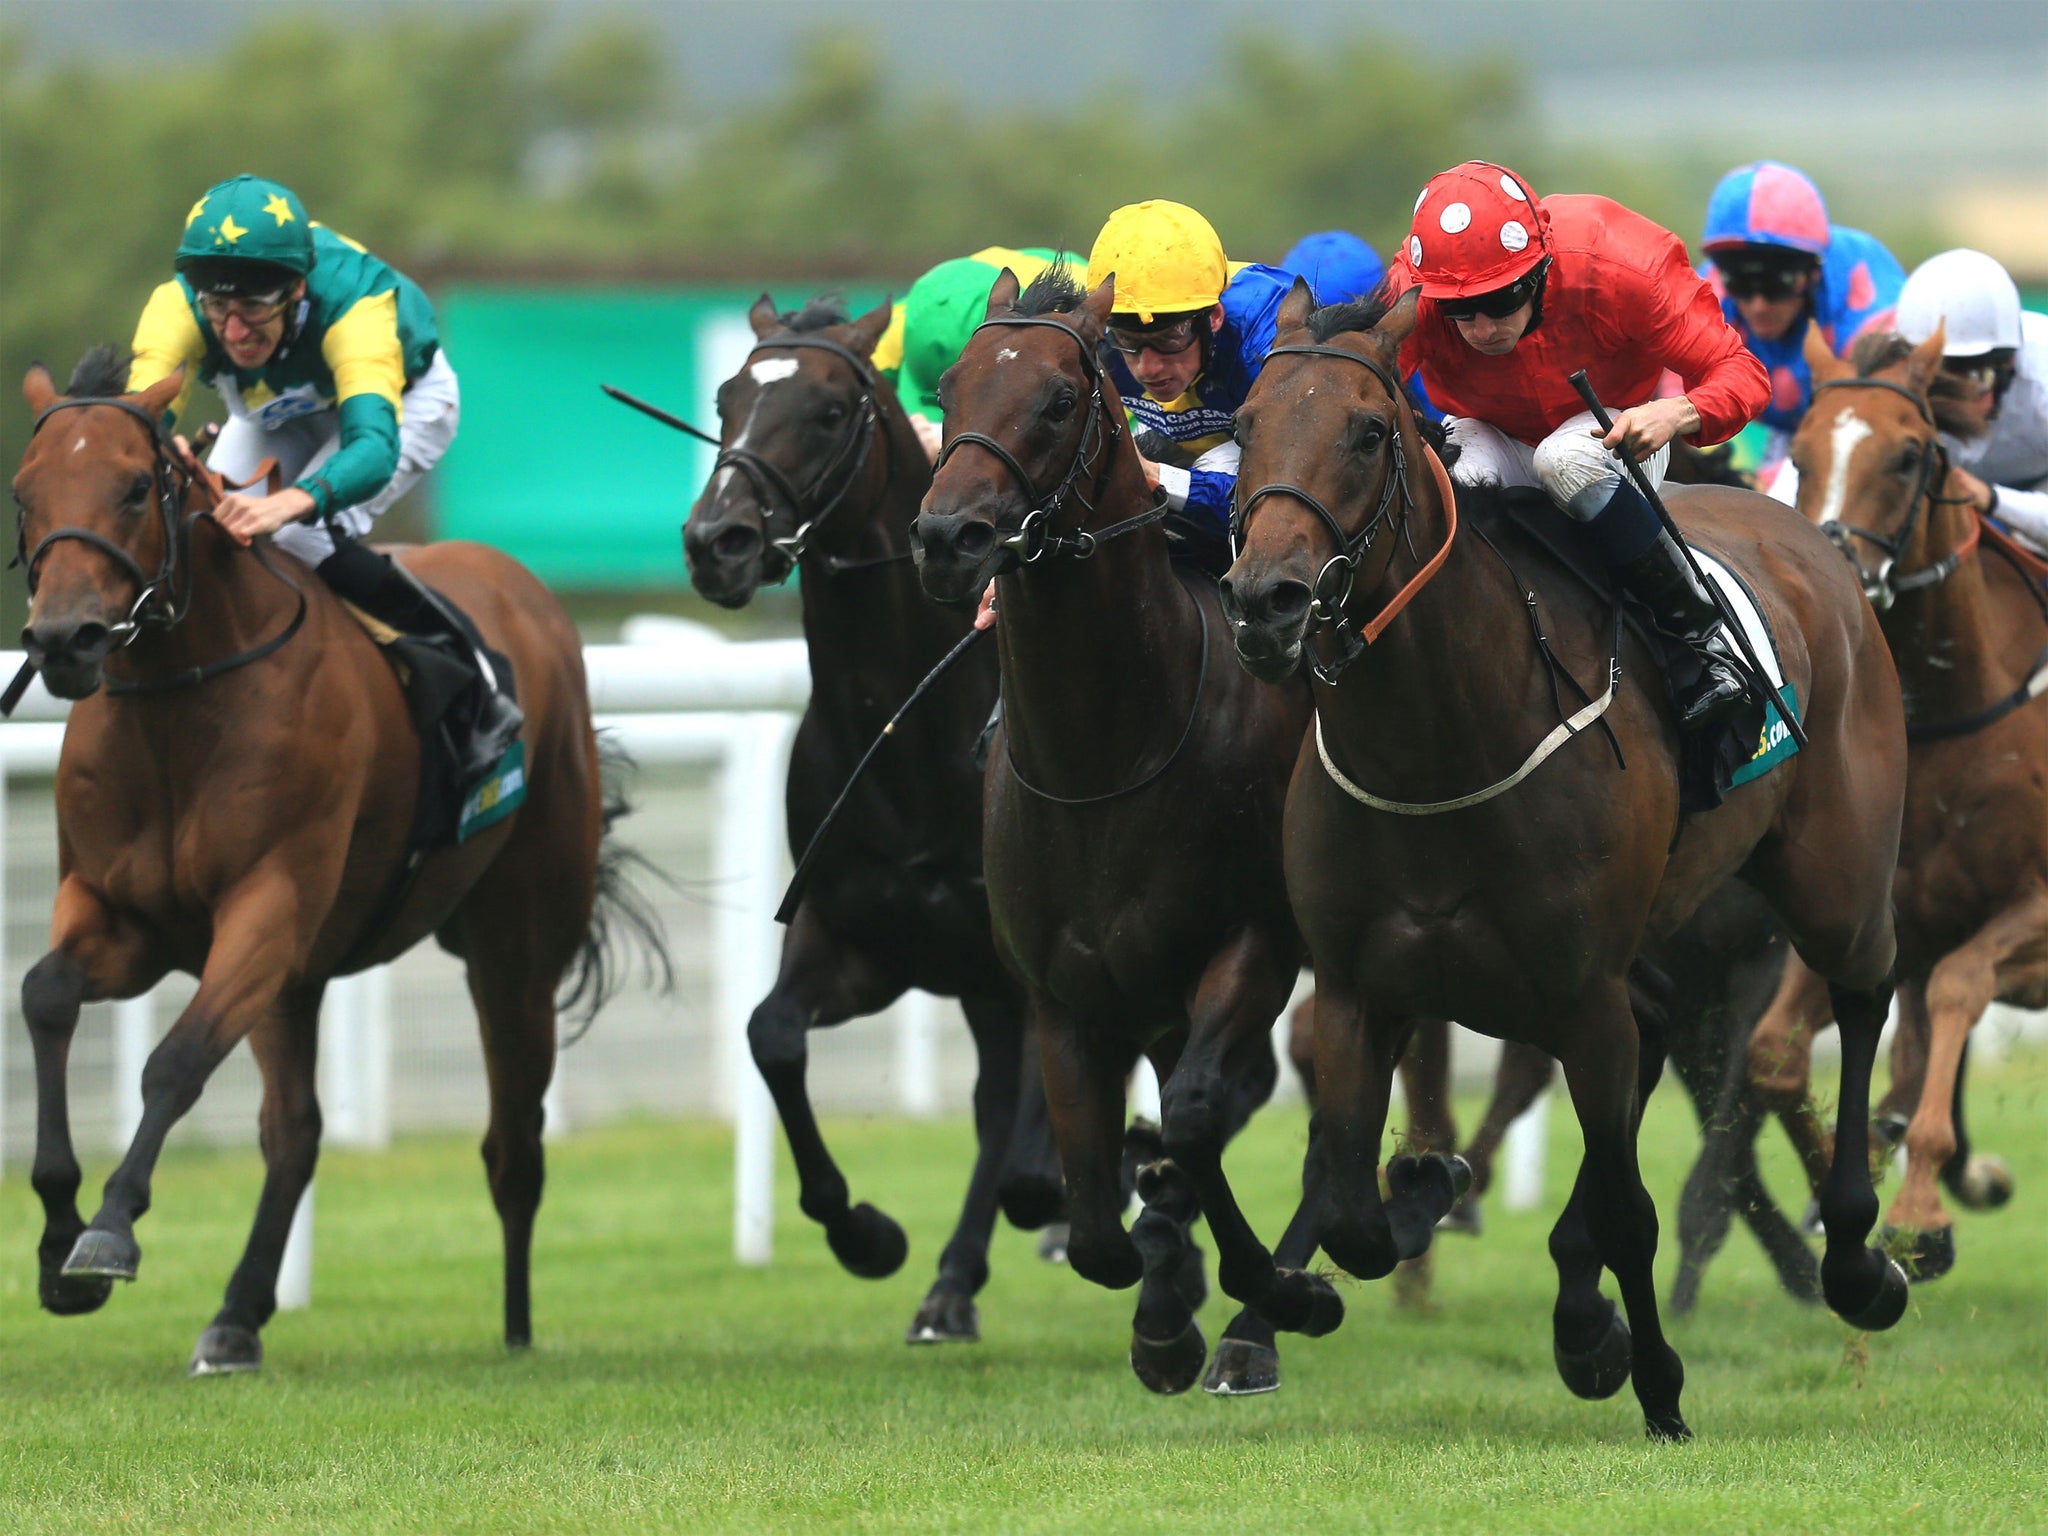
[1677,635,1751,729]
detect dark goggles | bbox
[1106,315,1201,357]
[1435,258,1550,322]
[1940,350,2017,395]
[1718,261,1814,301]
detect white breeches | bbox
[1446,406,1670,519]
[207,350,461,566]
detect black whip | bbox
[601,383,723,447]
[1568,371,1808,750]
[775,625,991,924]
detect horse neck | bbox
[104,509,301,691]
[994,436,1198,780]
[1887,496,2035,715]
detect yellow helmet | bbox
[1086,201,1227,324]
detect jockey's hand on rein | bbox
[1595,397,1701,459]
[213,486,317,546]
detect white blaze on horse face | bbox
[1819,406,1874,525]
[72,436,87,454]
[996,348,1020,363]
[748,358,800,386]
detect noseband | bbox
[713,333,889,574]
[1809,376,1975,610]
[931,314,1164,567]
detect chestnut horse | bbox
[1742,324,2040,1282]
[680,294,1061,1344]
[14,350,663,1373]
[913,267,1334,1397]
[1219,284,1909,1441]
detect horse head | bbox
[1219,280,1420,683]
[682,294,894,607]
[14,355,187,699]
[1789,320,1960,611]
[914,265,1120,608]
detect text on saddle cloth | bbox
[1691,548,1802,788]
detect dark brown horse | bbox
[1741,323,2041,1281]
[914,267,1331,1397]
[13,349,663,1373]
[680,294,1063,1344]
[1218,283,1910,1440]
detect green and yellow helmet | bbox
[175,175,314,292]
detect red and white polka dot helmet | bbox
[1406,161,1551,300]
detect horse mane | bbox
[779,296,852,333]
[66,345,132,398]
[1293,286,1458,470]
[1846,331,1985,441]
[1012,261,1088,318]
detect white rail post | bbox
[276,1184,313,1310]
[323,966,393,1150]
[1129,1057,1163,1126]
[1502,1088,1551,1213]
[717,711,798,1265]
[112,993,155,1150]
[895,990,943,1118]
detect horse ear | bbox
[23,364,58,415]
[1803,321,1852,385]
[748,293,779,338]
[1080,274,1117,334]
[1902,321,1947,394]
[984,268,1021,320]
[1276,274,1316,338]
[136,368,183,420]
[845,297,894,361]
[1373,286,1421,347]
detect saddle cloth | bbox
[1692,551,1801,793]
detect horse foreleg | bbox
[1884,889,2048,1282]
[67,870,306,1289]
[907,988,1030,1344]
[746,904,908,1280]
[1556,980,1689,1441]
[23,880,168,1315]
[1816,976,1910,1330]
[1313,989,1435,1283]
[1748,949,1837,1202]
[1207,1112,1330,1396]
[190,989,325,1375]
[1876,984,1930,1148]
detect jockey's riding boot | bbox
[316,540,525,778]
[1616,527,1753,731]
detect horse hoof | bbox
[1646,1414,1694,1444]
[1799,1198,1825,1238]
[998,1174,1065,1232]
[1036,1222,1070,1265]
[1950,1154,2014,1211]
[1130,1320,1207,1396]
[1202,1338,1280,1397]
[189,1324,263,1376]
[825,1204,908,1280]
[905,1290,979,1345]
[61,1229,139,1282]
[1134,1159,1199,1224]
[1874,1110,1910,1152]
[1443,1153,1474,1202]
[1554,1305,1632,1401]
[1277,1268,1345,1338]
[1437,1195,1483,1236]
[1886,1224,1956,1284]
[39,1267,115,1316]
[1834,1254,1909,1332]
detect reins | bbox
[5,396,308,715]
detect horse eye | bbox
[1046,391,1076,423]
[1357,428,1386,455]
[818,402,847,427]
[1896,443,1922,474]
[125,472,152,506]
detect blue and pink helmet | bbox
[1702,162,1831,259]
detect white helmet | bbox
[1896,249,2024,357]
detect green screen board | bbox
[436,285,885,588]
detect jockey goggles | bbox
[1718,258,1816,301]
[1435,258,1550,321]
[198,290,294,326]
[1940,349,2016,396]
[1105,314,1202,357]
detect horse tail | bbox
[557,730,675,1044]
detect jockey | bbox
[1894,249,2048,549]
[1390,160,1771,730]
[1087,200,1295,546]
[1700,161,1904,482]
[1279,231,1385,307]
[128,175,520,776]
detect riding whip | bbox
[774,625,991,925]
[1567,371,1808,750]
[601,383,723,447]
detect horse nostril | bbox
[1264,582,1312,624]
[71,622,111,660]
[711,525,762,562]
[1217,577,1243,624]
[954,522,995,560]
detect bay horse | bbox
[1740,323,2040,1282]
[1219,283,1910,1440]
[13,349,665,1373]
[913,267,1334,1397]
[680,293,1062,1344]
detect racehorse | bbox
[13,349,666,1373]
[913,267,1333,1397]
[1742,323,2038,1282]
[1218,282,1911,1440]
[681,294,1061,1344]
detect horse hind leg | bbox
[1451,1040,1555,1236]
[190,990,325,1375]
[1206,1112,1331,1397]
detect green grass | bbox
[3,1052,2045,1535]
